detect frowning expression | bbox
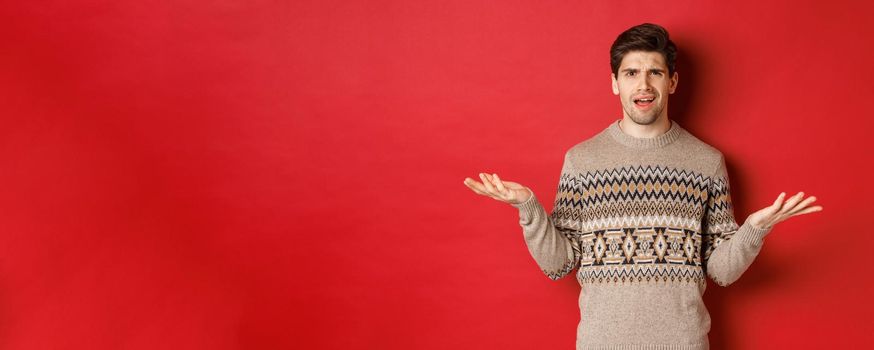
[611,50,678,125]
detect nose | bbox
[637,74,653,92]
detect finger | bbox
[790,205,823,217]
[779,191,805,214]
[468,185,488,196]
[486,173,509,200]
[493,173,508,194]
[463,177,489,195]
[479,173,497,194]
[787,196,817,216]
[501,180,522,188]
[772,192,786,208]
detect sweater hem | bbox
[578,343,707,350]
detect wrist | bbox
[747,218,772,230]
[511,188,534,206]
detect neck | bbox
[618,116,672,138]
[607,117,682,149]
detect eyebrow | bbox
[621,68,666,73]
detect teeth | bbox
[635,98,654,103]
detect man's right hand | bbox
[463,173,532,205]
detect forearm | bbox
[512,190,578,281]
[706,218,773,286]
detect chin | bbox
[629,114,660,125]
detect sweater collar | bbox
[607,118,682,149]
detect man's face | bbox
[611,50,678,125]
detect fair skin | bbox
[462,50,823,229]
[611,50,676,138]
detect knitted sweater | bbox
[512,119,772,350]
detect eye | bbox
[650,71,662,76]
[625,71,635,76]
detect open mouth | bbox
[633,96,655,108]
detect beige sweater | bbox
[512,119,772,350]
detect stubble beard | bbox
[622,99,664,126]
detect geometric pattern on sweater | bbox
[572,226,704,284]
[576,264,705,284]
[576,227,702,266]
[702,175,739,264]
[543,164,741,283]
[551,165,710,233]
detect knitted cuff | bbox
[511,188,540,222]
[735,218,773,247]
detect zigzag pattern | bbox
[541,227,583,281]
[577,264,705,284]
[552,211,703,231]
[702,176,740,262]
[557,165,710,203]
[552,165,711,233]
[545,164,739,285]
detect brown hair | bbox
[610,23,677,77]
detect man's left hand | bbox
[747,191,823,229]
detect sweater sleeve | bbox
[702,154,773,287]
[510,153,581,281]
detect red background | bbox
[1,0,872,349]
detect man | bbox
[462,23,822,349]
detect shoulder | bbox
[561,132,608,169]
[564,124,615,157]
[675,127,725,176]
[566,137,599,156]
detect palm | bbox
[463,173,532,205]
[497,180,530,202]
[747,191,823,229]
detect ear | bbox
[669,71,678,94]
[611,73,619,95]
